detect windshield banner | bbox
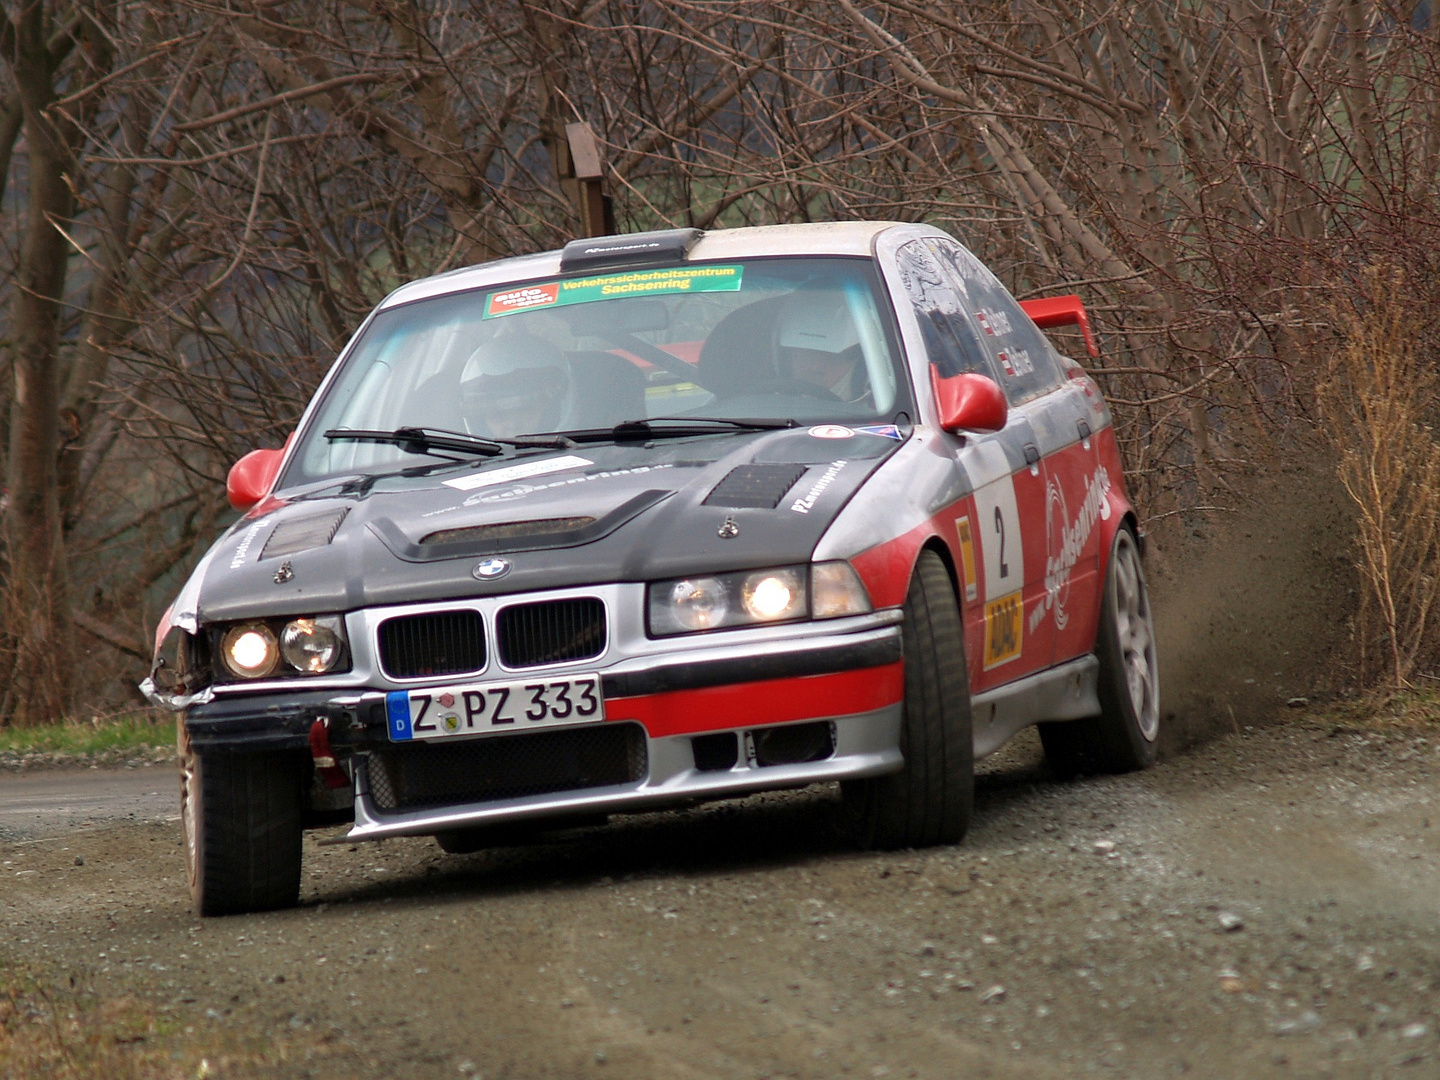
[484,265,744,318]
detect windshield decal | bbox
[442,454,594,492]
[484,266,744,318]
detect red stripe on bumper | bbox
[606,661,904,738]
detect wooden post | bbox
[565,121,615,238]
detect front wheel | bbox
[843,549,974,849]
[1039,526,1160,778]
[179,722,306,916]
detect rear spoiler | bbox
[1019,294,1099,359]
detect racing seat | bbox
[565,351,647,428]
[696,296,788,400]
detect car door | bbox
[928,238,1105,669]
[893,238,1053,692]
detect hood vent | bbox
[420,516,595,547]
[703,464,808,509]
[259,508,348,560]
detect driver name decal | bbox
[484,266,743,319]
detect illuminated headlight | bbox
[216,615,349,679]
[649,565,814,635]
[220,624,279,679]
[810,561,873,618]
[280,616,344,673]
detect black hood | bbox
[195,426,906,622]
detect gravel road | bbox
[2,717,1436,1079]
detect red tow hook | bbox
[308,717,350,789]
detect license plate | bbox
[385,674,604,742]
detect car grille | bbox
[377,610,485,679]
[364,722,647,810]
[496,597,606,668]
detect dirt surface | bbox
[3,717,1437,1080]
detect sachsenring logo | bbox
[1031,466,1112,635]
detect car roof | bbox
[379,221,908,311]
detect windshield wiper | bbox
[324,426,577,458]
[558,417,798,444]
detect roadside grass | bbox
[0,714,174,761]
[0,962,332,1079]
[1306,686,1440,731]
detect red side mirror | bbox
[931,369,1008,434]
[227,448,285,511]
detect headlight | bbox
[215,614,349,679]
[650,564,860,635]
[741,569,806,621]
[280,616,344,673]
[220,623,279,679]
[664,577,730,631]
[811,561,873,618]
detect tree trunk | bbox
[4,8,81,724]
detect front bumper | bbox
[348,702,902,842]
[183,616,905,839]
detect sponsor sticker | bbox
[443,454,593,492]
[228,519,267,570]
[464,462,674,504]
[956,515,979,603]
[855,424,903,440]
[483,266,744,319]
[983,591,1023,669]
[790,460,847,514]
[808,424,854,440]
[1031,465,1113,635]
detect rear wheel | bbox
[179,722,306,916]
[843,549,973,849]
[1039,526,1160,778]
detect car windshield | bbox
[287,256,907,483]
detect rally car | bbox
[143,222,1159,916]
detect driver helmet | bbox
[461,333,569,437]
[774,292,864,398]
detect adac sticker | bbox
[854,424,903,440]
[808,424,854,440]
[483,265,744,319]
[983,591,1023,669]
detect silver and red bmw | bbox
[144,222,1159,916]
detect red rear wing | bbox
[1020,294,1099,359]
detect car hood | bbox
[194,426,907,622]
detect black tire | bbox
[179,722,306,916]
[842,549,974,849]
[1039,526,1160,778]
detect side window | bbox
[893,240,996,380]
[926,238,1065,404]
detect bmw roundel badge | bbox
[472,557,512,580]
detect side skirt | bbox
[970,655,1100,760]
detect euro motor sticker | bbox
[483,266,743,319]
[790,460,848,514]
[983,591,1023,669]
[1028,465,1112,635]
